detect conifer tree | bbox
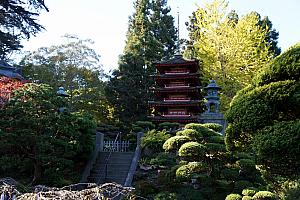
[106,0,177,124]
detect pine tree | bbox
[106,0,177,124]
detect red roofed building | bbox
[148,54,204,123]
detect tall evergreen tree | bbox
[0,0,48,59]
[106,0,177,124]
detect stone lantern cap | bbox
[204,80,221,90]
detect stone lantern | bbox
[199,80,226,134]
[204,80,221,113]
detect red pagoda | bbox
[148,54,203,123]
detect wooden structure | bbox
[148,54,203,123]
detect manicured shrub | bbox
[176,128,203,141]
[206,135,224,144]
[178,142,206,160]
[163,136,191,152]
[202,123,223,133]
[253,42,300,86]
[216,179,233,192]
[242,196,252,200]
[252,191,276,200]
[225,194,242,200]
[195,174,213,186]
[154,192,178,200]
[205,143,227,154]
[176,162,208,181]
[185,123,220,137]
[242,188,258,196]
[252,120,300,177]
[141,129,171,153]
[234,180,253,193]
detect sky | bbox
[21,0,300,73]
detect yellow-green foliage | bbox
[184,123,220,137]
[163,136,192,152]
[252,191,276,200]
[176,128,203,141]
[242,188,258,196]
[202,123,223,133]
[225,194,242,200]
[178,142,206,161]
[176,162,209,181]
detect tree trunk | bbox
[32,160,42,184]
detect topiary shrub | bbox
[206,135,225,144]
[177,186,205,200]
[234,180,253,194]
[225,194,242,200]
[185,123,220,137]
[176,128,203,141]
[205,143,227,154]
[141,129,171,155]
[176,162,209,182]
[202,123,223,133]
[252,191,276,200]
[163,136,191,152]
[133,121,155,131]
[154,192,178,200]
[178,142,206,160]
[242,188,258,196]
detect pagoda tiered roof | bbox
[149,54,202,124]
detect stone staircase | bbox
[87,151,134,185]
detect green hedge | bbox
[242,188,258,196]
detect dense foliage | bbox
[0,83,96,185]
[20,35,109,123]
[225,42,300,180]
[105,0,178,124]
[0,77,25,105]
[0,0,48,59]
[184,0,279,111]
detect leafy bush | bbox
[177,186,205,200]
[176,128,203,141]
[242,188,258,196]
[252,120,300,177]
[202,123,223,133]
[252,191,276,200]
[225,194,242,200]
[178,142,206,160]
[154,192,178,200]
[163,136,191,152]
[176,162,209,181]
[141,129,171,153]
